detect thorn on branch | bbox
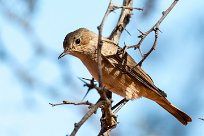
[109,0,133,43]
[137,28,145,35]
[97,25,101,31]
[126,29,145,58]
[137,28,159,67]
[124,28,131,36]
[78,77,96,100]
[126,0,178,66]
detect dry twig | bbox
[127,0,179,66]
[109,0,133,43]
[70,101,104,136]
[49,101,93,107]
[112,5,143,11]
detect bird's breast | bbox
[80,55,146,100]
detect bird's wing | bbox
[101,45,167,98]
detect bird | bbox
[58,28,192,125]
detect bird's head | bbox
[58,28,97,59]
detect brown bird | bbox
[58,28,192,125]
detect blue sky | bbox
[0,0,204,136]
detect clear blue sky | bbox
[0,0,204,136]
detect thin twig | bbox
[127,0,179,66]
[137,28,159,66]
[97,0,113,88]
[70,101,104,136]
[113,5,143,11]
[96,1,114,110]
[49,101,93,107]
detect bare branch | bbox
[97,0,113,89]
[70,101,104,136]
[112,5,143,11]
[98,101,117,136]
[96,0,135,135]
[49,101,93,107]
[109,0,133,43]
[137,28,159,66]
[127,0,179,66]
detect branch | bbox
[109,0,133,43]
[70,100,104,136]
[98,101,117,136]
[112,5,143,11]
[97,0,113,89]
[137,28,159,66]
[97,1,116,135]
[127,0,179,66]
[97,1,134,135]
[49,101,93,107]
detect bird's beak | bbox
[58,51,67,59]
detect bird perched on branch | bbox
[58,28,192,125]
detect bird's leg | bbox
[112,98,129,114]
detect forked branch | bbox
[127,0,179,66]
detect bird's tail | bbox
[156,98,192,125]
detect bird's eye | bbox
[75,38,81,45]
